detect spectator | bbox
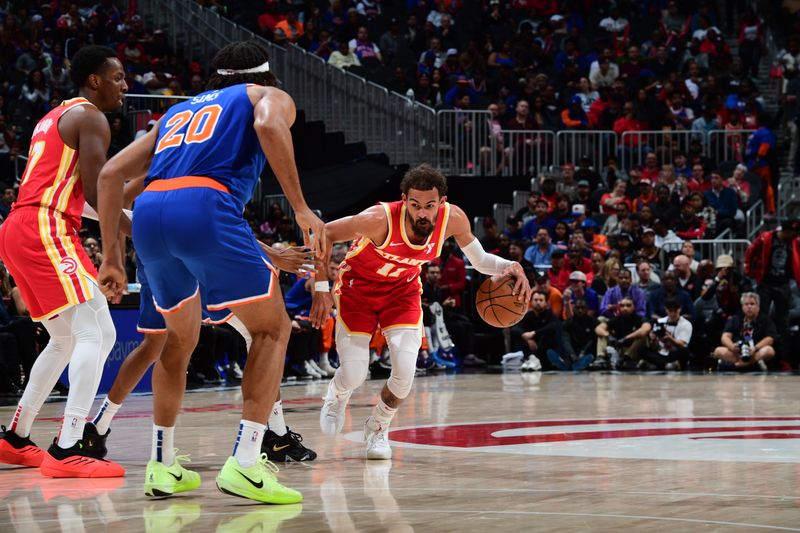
[553,297,597,370]
[431,239,466,309]
[648,269,695,319]
[419,36,445,69]
[546,249,570,293]
[329,40,361,69]
[635,259,661,293]
[524,227,556,267]
[714,292,776,371]
[514,291,560,371]
[600,269,647,318]
[379,18,402,65]
[673,197,707,240]
[599,179,632,216]
[522,198,556,241]
[349,26,381,62]
[744,220,800,343]
[532,271,563,319]
[562,270,599,319]
[672,253,701,299]
[637,228,663,273]
[703,170,738,236]
[593,296,651,370]
[275,9,304,43]
[737,8,763,79]
[639,297,692,370]
[589,57,619,89]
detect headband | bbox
[216,61,270,76]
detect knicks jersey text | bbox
[0,98,99,320]
[334,200,450,335]
[147,83,265,207]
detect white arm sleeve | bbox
[460,238,514,276]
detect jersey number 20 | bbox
[154,104,222,154]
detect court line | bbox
[1,509,798,531]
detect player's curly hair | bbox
[400,164,448,197]
[206,40,278,90]
[70,45,117,88]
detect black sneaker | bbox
[82,422,109,460]
[261,427,317,462]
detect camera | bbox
[739,338,754,362]
[653,322,667,338]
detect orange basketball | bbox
[475,277,527,328]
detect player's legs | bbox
[227,315,316,462]
[364,327,422,460]
[320,323,371,435]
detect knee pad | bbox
[384,327,422,400]
[334,324,370,392]
[70,294,117,354]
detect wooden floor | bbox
[1,372,800,532]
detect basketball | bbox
[475,277,527,328]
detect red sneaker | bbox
[0,425,45,467]
[40,439,125,478]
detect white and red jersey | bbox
[334,200,451,335]
[13,97,94,229]
[339,200,451,286]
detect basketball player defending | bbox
[0,46,127,477]
[95,41,326,503]
[83,180,317,466]
[317,164,531,459]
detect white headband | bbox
[216,61,270,76]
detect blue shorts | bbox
[132,183,276,321]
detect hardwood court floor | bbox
[1,372,800,532]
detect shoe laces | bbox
[173,449,192,466]
[257,453,280,478]
[286,429,304,443]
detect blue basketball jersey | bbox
[146,84,265,206]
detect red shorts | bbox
[0,208,97,321]
[334,273,422,335]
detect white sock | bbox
[9,404,39,438]
[57,408,86,448]
[151,425,175,466]
[369,399,397,430]
[268,401,287,436]
[233,419,266,468]
[92,397,121,435]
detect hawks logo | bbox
[59,257,78,275]
[346,417,800,463]
[424,242,436,255]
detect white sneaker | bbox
[318,360,337,376]
[364,417,392,460]
[230,361,243,379]
[527,355,542,371]
[320,380,351,435]
[309,359,329,377]
[304,360,322,379]
[757,360,768,372]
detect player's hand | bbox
[295,207,326,260]
[260,243,313,276]
[496,262,532,303]
[98,259,126,304]
[310,290,333,329]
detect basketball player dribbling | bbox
[317,164,531,459]
[95,41,327,503]
[0,46,128,478]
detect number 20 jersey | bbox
[146,83,265,207]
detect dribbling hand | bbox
[494,262,532,303]
[260,243,314,276]
[98,259,126,304]
[295,207,326,259]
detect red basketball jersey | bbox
[13,98,94,228]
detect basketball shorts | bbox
[335,272,422,336]
[0,207,97,321]
[132,177,276,319]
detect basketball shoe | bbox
[144,452,202,498]
[82,422,108,460]
[262,427,317,462]
[320,380,350,435]
[40,439,125,478]
[215,453,303,504]
[0,425,45,467]
[364,417,391,460]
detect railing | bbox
[556,130,617,171]
[492,203,512,234]
[500,130,556,177]
[777,177,800,221]
[436,109,493,176]
[687,239,752,267]
[619,130,697,170]
[745,199,764,240]
[707,129,756,165]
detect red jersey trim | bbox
[375,202,393,250]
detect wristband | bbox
[314,281,330,293]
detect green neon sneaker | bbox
[215,453,303,504]
[144,452,202,498]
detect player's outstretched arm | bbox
[96,125,159,302]
[258,242,314,276]
[251,86,325,258]
[446,204,532,303]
